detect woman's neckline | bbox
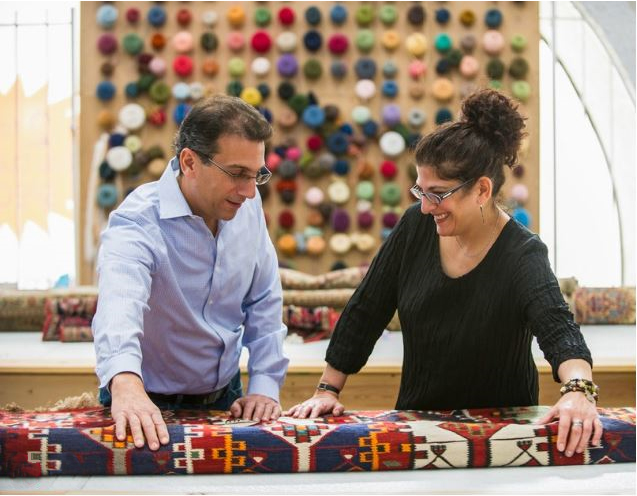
[435,216,513,281]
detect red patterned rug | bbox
[0,407,634,477]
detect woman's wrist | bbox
[315,382,340,397]
[560,378,599,404]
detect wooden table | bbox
[0,326,634,409]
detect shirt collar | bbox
[159,157,194,219]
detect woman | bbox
[286,90,602,458]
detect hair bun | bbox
[460,89,526,168]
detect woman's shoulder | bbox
[500,217,548,258]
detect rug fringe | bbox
[2,392,100,412]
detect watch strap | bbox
[316,382,340,395]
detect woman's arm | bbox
[537,358,603,457]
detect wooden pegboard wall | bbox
[79,1,539,283]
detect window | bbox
[539,1,635,286]
[0,2,78,289]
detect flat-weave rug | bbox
[1,407,634,477]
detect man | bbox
[92,95,289,452]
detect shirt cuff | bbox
[98,353,143,390]
[247,373,282,402]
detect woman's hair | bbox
[413,89,526,196]
[173,94,272,160]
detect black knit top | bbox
[326,204,593,410]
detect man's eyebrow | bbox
[226,164,251,171]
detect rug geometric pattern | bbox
[1,407,634,477]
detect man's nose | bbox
[237,179,257,199]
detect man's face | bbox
[180,134,265,227]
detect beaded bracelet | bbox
[560,378,599,404]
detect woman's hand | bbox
[284,392,345,419]
[537,391,603,456]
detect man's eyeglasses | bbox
[410,179,473,205]
[198,152,272,186]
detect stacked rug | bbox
[1,407,633,477]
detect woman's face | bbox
[415,166,480,237]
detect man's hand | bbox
[110,372,169,451]
[229,394,281,421]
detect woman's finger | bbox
[565,418,584,457]
[592,417,604,446]
[575,418,594,453]
[556,413,572,452]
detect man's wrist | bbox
[110,372,144,392]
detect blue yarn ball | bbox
[332,159,350,176]
[381,227,393,240]
[485,9,503,28]
[258,107,273,123]
[97,184,118,208]
[302,105,326,128]
[99,161,116,181]
[512,207,531,227]
[435,8,450,24]
[274,146,287,158]
[125,82,139,98]
[257,83,271,99]
[303,30,322,52]
[339,123,354,135]
[294,233,307,254]
[326,132,349,155]
[305,6,322,25]
[354,58,377,79]
[96,5,118,29]
[147,6,167,27]
[173,103,191,125]
[406,133,422,148]
[330,60,347,79]
[435,58,452,75]
[362,120,378,138]
[435,108,453,125]
[330,5,348,25]
[96,81,116,101]
[381,80,399,98]
[108,133,126,148]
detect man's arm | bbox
[92,211,168,450]
[231,207,289,421]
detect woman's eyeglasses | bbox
[410,179,473,205]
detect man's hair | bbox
[173,94,272,163]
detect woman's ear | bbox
[476,176,493,204]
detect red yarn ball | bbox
[278,7,295,25]
[278,210,295,229]
[251,31,272,53]
[307,135,323,151]
[125,8,140,24]
[380,160,398,179]
[173,55,194,77]
[176,9,192,26]
[328,34,349,54]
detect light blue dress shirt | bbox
[93,158,289,401]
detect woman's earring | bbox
[479,204,485,224]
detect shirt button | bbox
[208,300,213,305]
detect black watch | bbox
[316,382,340,395]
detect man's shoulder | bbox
[111,182,161,226]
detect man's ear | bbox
[179,148,197,176]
